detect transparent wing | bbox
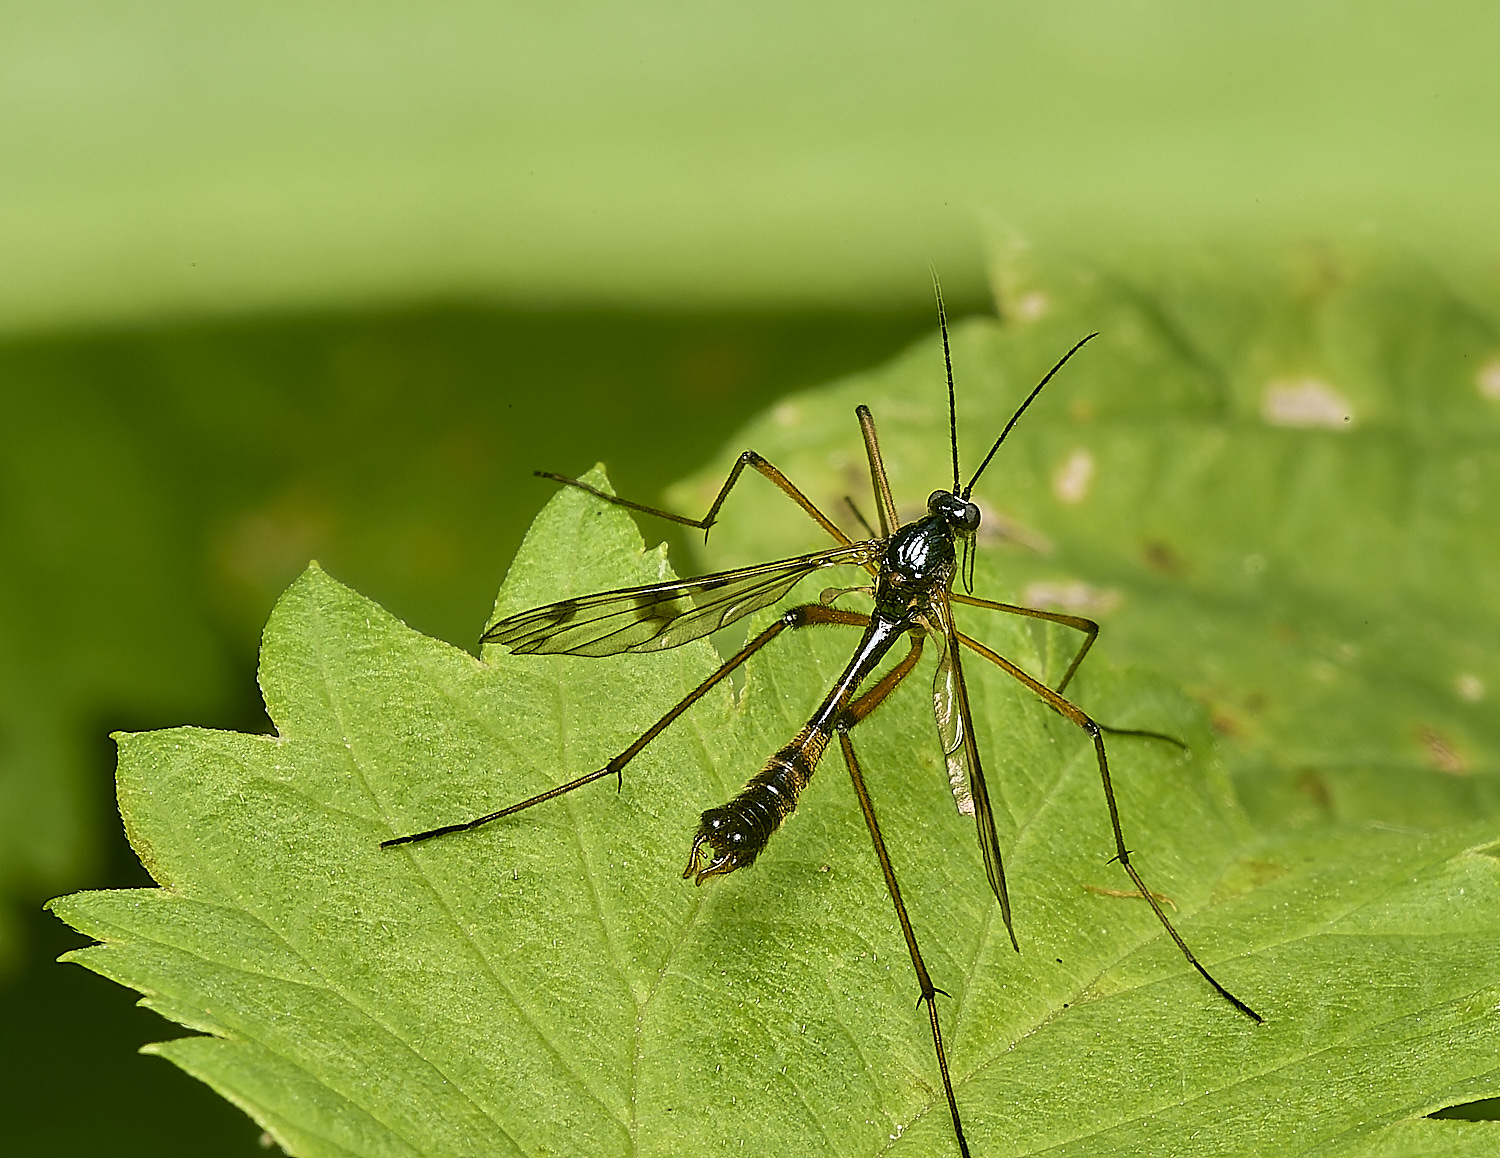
[930,626,974,817]
[929,603,1016,941]
[483,543,879,657]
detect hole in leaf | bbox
[1429,1098,1500,1121]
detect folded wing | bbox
[930,603,1019,949]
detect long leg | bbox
[838,716,973,1158]
[951,592,1183,747]
[950,591,1098,693]
[381,603,869,849]
[840,638,973,1156]
[538,449,860,551]
[854,405,898,536]
[842,495,878,540]
[955,631,1263,1023]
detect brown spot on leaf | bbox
[1209,710,1241,737]
[1143,540,1187,576]
[1214,857,1290,901]
[1239,859,1289,888]
[1295,768,1334,813]
[1083,884,1177,911]
[1417,727,1468,775]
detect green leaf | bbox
[49,466,1500,1155]
[672,242,1500,830]
[0,302,930,970]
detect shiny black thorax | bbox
[856,492,981,717]
[847,489,981,724]
[874,515,956,619]
[872,490,978,622]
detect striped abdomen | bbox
[683,725,830,883]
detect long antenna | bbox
[962,332,1098,499]
[931,271,960,494]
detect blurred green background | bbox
[3,3,1499,1153]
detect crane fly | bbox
[382,289,1262,1157]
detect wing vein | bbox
[484,544,878,657]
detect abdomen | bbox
[683,725,830,883]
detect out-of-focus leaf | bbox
[5,5,1500,328]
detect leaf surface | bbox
[673,244,1500,830]
[50,466,1500,1155]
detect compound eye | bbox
[926,490,948,513]
[960,502,981,532]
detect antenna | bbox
[931,271,960,494]
[962,332,1098,499]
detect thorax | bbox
[873,515,956,620]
